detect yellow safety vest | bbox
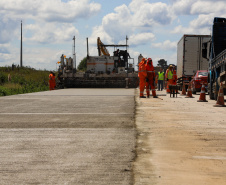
[158,72,164,80]
[168,70,173,79]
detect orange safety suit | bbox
[138,58,147,97]
[172,70,177,85]
[49,73,55,90]
[145,58,157,97]
[165,67,173,93]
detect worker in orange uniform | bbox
[145,58,158,98]
[138,58,147,98]
[49,71,55,90]
[165,65,173,93]
[172,66,178,93]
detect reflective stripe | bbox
[139,70,146,72]
[201,91,205,93]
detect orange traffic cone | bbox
[197,83,208,102]
[214,82,225,107]
[185,82,194,98]
[181,82,186,96]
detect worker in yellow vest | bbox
[165,65,173,93]
[157,68,164,91]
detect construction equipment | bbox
[57,37,138,88]
[202,17,226,100]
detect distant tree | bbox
[77,57,87,71]
[157,59,168,70]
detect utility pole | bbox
[20,20,23,67]
[126,35,129,77]
[72,36,76,71]
[126,35,128,51]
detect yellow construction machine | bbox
[57,37,138,88]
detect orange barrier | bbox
[185,82,194,98]
[197,83,208,102]
[214,82,225,107]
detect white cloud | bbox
[0,0,101,44]
[0,0,101,22]
[101,4,134,42]
[172,0,196,15]
[123,33,155,47]
[172,0,226,16]
[90,1,174,45]
[171,13,225,35]
[89,25,113,46]
[191,1,226,15]
[25,22,79,44]
[152,40,177,51]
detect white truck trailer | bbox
[177,35,211,88]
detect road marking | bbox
[0,113,133,115]
[193,156,226,160]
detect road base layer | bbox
[133,90,226,185]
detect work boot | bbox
[153,96,158,98]
[147,95,150,98]
[140,96,146,98]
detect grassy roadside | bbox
[0,66,51,96]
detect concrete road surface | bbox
[134,90,226,185]
[1,88,226,185]
[0,89,136,185]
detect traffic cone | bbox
[185,82,194,98]
[197,83,208,102]
[181,82,186,96]
[214,82,225,107]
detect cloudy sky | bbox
[0,0,226,70]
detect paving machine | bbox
[57,37,138,88]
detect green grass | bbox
[0,66,52,96]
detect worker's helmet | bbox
[147,58,153,65]
[141,58,147,63]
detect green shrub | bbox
[0,86,10,96]
[0,66,50,96]
[0,72,7,85]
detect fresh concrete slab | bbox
[0,89,136,185]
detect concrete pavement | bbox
[1,88,226,185]
[0,89,136,184]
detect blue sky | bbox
[0,0,226,70]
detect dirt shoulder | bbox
[133,90,226,185]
